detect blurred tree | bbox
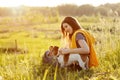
[57,4,78,16]
[0,3,120,21]
[77,4,95,16]
[95,6,108,16]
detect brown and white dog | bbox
[49,46,87,70]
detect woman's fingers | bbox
[59,48,70,54]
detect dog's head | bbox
[49,46,59,56]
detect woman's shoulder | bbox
[76,32,85,40]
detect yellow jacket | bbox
[70,29,98,68]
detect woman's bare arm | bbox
[60,39,90,54]
[69,39,90,54]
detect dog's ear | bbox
[49,46,53,51]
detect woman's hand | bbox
[59,48,70,54]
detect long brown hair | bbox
[61,16,82,39]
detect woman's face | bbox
[62,23,73,34]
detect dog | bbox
[49,46,87,70]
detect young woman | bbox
[60,16,98,68]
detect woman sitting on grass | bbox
[59,16,98,69]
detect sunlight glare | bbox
[11,6,23,16]
[0,0,24,7]
[0,0,120,7]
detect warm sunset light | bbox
[0,0,120,7]
[0,0,120,79]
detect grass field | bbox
[0,16,120,80]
